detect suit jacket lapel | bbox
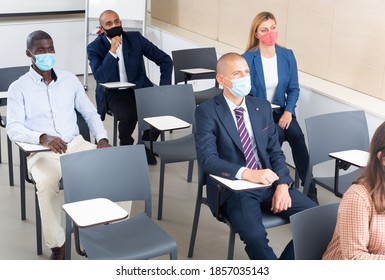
[121,33,130,71]
[215,94,244,153]
[253,49,266,98]
[246,98,262,151]
[101,35,111,52]
[275,46,284,96]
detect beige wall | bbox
[151,0,385,101]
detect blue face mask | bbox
[225,76,251,97]
[29,51,56,71]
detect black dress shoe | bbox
[307,189,319,205]
[145,148,157,165]
[50,243,65,260]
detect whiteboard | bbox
[0,0,85,15]
[88,0,146,21]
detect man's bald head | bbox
[99,10,119,26]
[215,52,250,102]
[216,52,246,76]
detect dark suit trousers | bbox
[273,113,316,193]
[107,89,160,145]
[222,186,317,260]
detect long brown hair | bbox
[355,121,385,213]
[245,11,277,51]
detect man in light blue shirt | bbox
[7,30,110,260]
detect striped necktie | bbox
[234,107,259,170]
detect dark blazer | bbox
[87,31,173,119]
[242,45,299,116]
[195,93,293,214]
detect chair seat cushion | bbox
[78,213,177,260]
[144,134,197,163]
[314,168,362,196]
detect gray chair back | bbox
[75,110,90,142]
[306,110,369,166]
[303,110,369,196]
[60,145,178,260]
[172,47,218,85]
[135,84,196,144]
[61,145,152,216]
[290,202,340,260]
[0,66,30,106]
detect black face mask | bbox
[104,26,123,38]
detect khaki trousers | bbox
[28,135,96,248]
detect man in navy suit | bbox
[87,10,173,164]
[195,52,316,259]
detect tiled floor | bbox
[0,75,340,260]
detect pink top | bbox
[323,184,385,260]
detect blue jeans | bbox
[273,112,315,193]
[222,186,317,260]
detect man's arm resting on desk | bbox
[39,134,67,154]
[241,168,279,185]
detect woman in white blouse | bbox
[242,11,317,204]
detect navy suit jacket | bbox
[87,31,173,119]
[242,45,299,116]
[195,93,293,214]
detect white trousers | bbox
[28,135,96,248]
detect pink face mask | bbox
[260,32,278,46]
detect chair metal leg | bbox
[170,248,178,260]
[0,130,2,163]
[187,160,194,182]
[113,116,118,146]
[157,162,166,220]
[65,215,73,260]
[19,149,26,220]
[7,136,14,186]
[35,189,43,255]
[188,184,203,258]
[227,226,236,260]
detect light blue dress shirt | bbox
[7,67,108,144]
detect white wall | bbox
[0,0,84,14]
[0,15,85,74]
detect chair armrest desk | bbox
[143,115,191,155]
[179,68,215,84]
[329,149,369,196]
[62,198,128,228]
